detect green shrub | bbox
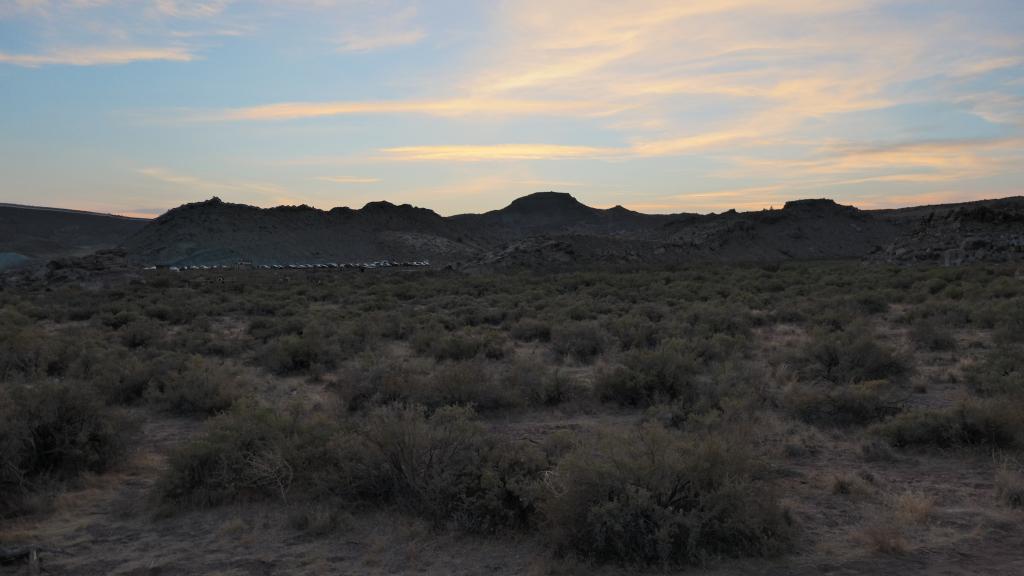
[363,405,546,532]
[783,380,900,427]
[91,353,155,405]
[1,382,132,517]
[414,330,508,362]
[551,322,606,363]
[98,310,139,329]
[121,319,161,349]
[594,339,699,407]
[0,327,49,380]
[158,403,350,508]
[909,319,956,352]
[160,403,548,533]
[503,361,587,407]
[335,361,426,412]
[996,462,1024,508]
[338,359,519,413]
[261,332,329,375]
[428,361,519,411]
[510,318,552,342]
[606,314,662,350]
[146,356,240,416]
[541,423,794,565]
[993,305,1024,345]
[873,401,1024,449]
[966,346,1024,397]
[796,325,907,384]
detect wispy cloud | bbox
[314,176,381,184]
[338,29,424,52]
[138,167,290,203]
[672,185,785,200]
[4,1,1023,214]
[154,0,232,19]
[0,46,195,66]
[198,98,616,121]
[378,144,620,162]
[336,3,424,52]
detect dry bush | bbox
[966,346,1024,398]
[363,404,547,532]
[995,461,1024,508]
[873,399,1024,449]
[261,332,329,375]
[288,506,351,536]
[551,322,606,364]
[338,359,521,413]
[909,319,957,352]
[159,403,549,534]
[510,318,552,342]
[891,490,935,525]
[428,360,519,411]
[120,319,162,349]
[334,360,429,412]
[857,490,934,556]
[593,339,700,408]
[830,473,874,497]
[859,522,908,555]
[91,352,155,405]
[796,324,908,385]
[0,382,132,517]
[157,403,346,508]
[145,355,240,416]
[541,422,794,566]
[502,361,588,407]
[860,440,898,463]
[783,380,901,427]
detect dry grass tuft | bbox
[995,461,1024,508]
[830,472,874,497]
[891,490,935,525]
[859,522,908,555]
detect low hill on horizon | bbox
[0,203,149,268]
[118,192,1024,267]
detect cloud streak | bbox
[379,144,620,162]
[315,176,381,183]
[199,98,617,121]
[0,46,195,66]
[2,0,1022,215]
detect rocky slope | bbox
[122,197,480,266]
[14,193,1024,268]
[0,203,148,268]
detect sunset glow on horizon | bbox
[1,0,1022,217]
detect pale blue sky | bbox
[1,0,1022,216]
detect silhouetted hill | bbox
[118,193,1024,268]
[452,191,675,240]
[0,203,148,268]
[9,193,1023,269]
[122,197,478,266]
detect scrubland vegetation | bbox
[1,262,1023,573]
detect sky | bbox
[1,0,1022,217]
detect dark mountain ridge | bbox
[6,192,1023,269]
[0,203,149,268]
[118,192,1024,267]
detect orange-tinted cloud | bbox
[0,46,195,66]
[314,176,381,184]
[378,144,620,162]
[200,98,615,121]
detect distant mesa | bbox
[0,203,148,265]
[502,191,592,213]
[4,193,1023,270]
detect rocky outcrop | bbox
[11,193,1024,269]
